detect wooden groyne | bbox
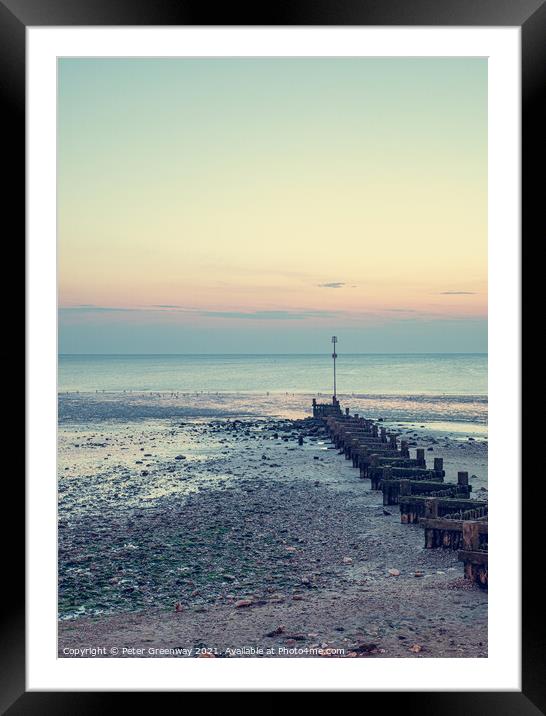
[458,548,488,588]
[421,517,488,550]
[315,399,488,588]
[382,476,471,506]
[312,397,343,418]
[399,496,486,524]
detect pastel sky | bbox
[58,58,487,354]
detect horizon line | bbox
[59,351,488,357]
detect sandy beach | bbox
[58,392,487,658]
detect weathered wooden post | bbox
[434,457,444,473]
[458,471,469,487]
[370,454,381,489]
[399,479,411,496]
[462,521,480,550]
[459,521,488,587]
[457,470,471,497]
[416,448,426,466]
[400,440,409,458]
[424,497,439,518]
[345,407,350,416]
[380,427,387,442]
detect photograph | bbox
[56,56,489,659]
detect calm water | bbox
[59,353,487,396]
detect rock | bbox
[342,556,353,564]
[414,571,425,578]
[409,644,422,653]
[265,626,285,637]
[174,455,186,460]
[234,599,253,608]
[388,568,400,577]
[351,642,378,654]
[174,602,184,612]
[383,509,392,516]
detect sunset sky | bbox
[58,58,487,354]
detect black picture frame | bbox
[7,0,540,708]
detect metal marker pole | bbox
[331,336,338,400]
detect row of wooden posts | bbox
[317,407,488,589]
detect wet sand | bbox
[58,393,487,658]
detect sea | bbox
[59,353,486,395]
[58,353,487,428]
